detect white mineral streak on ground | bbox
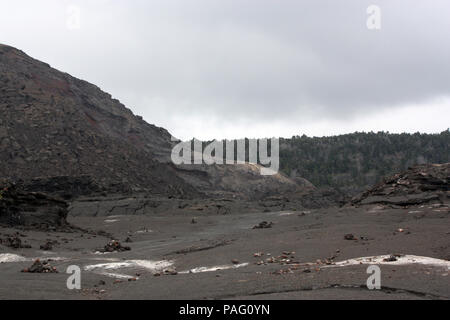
[368,205,386,212]
[0,253,68,263]
[179,263,249,274]
[89,257,121,262]
[135,229,153,234]
[325,255,450,269]
[40,256,67,261]
[0,253,28,263]
[100,272,136,279]
[132,260,173,270]
[84,261,133,271]
[93,251,112,255]
[84,259,173,279]
[278,212,295,216]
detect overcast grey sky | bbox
[1,0,449,140]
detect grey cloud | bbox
[1,0,449,135]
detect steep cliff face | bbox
[0,44,195,197]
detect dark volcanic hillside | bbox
[0,44,194,196]
[0,44,308,200]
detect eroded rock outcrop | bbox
[174,163,311,200]
[0,182,69,229]
[351,163,449,207]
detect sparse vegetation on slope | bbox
[279,131,449,194]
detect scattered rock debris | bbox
[164,268,178,275]
[82,288,107,296]
[21,259,58,273]
[154,268,178,276]
[0,233,32,249]
[94,280,106,287]
[124,236,133,243]
[272,268,295,275]
[254,251,298,266]
[298,210,311,217]
[98,240,131,253]
[253,249,342,274]
[344,234,357,241]
[253,221,274,229]
[40,240,58,251]
[383,254,402,262]
[395,228,411,235]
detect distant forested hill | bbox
[279,130,449,194]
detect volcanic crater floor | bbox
[0,204,449,300]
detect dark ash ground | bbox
[0,204,448,300]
